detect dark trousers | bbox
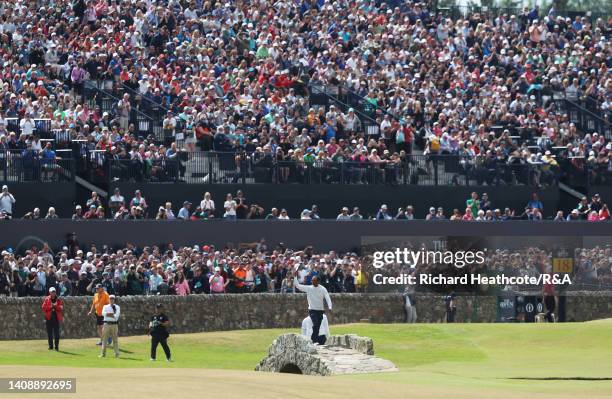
[446,307,456,323]
[151,335,171,360]
[46,319,60,349]
[308,309,324,344]
[544,295,555,322]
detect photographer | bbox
[149,303,172,362]
[41,287,63,351]
[0,185,15,218]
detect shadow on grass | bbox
[56,350,82,356]
[119,349,135,354]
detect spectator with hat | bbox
[149,303,172,362]
[0,185,15,219]
[41,286,63,351]
[99,294,120,358]
[87,283,110,346]
[177,201,191,220]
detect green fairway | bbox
[1,321,611,399]
[1,321,612,375]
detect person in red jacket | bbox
[42,287,63,351]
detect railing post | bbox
[241,155,247,185]
[106,158,111,184]
[3,150,7,182]
[208,154,213,184]
[585,159,591,195]
[433,158,439,186]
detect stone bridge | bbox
[255,333,398,376]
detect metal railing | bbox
[83,81,155,137]
[106,152,566,187]
[553,93,612,139]
[309,82,381,136]
[0,150,75,182]
[117,83,168,141]
[335,84,401,122]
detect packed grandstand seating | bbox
[0,0,609,189]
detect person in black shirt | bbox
[76,271,90,296]
[101,272,116,295]
[189,266,210,294]
[149,303,172,362]
[445,292,457,323]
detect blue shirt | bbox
[177,207,190,219]
[527,200,543,210]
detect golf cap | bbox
[49,287,56,292]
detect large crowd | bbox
[0,239,366,297]
[0,1,608,187]
[1,237,610,298]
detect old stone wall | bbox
[0,293,405,340]
[2,292,610,340]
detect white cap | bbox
[49,287,56,292]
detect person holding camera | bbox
[0,185,15,218]
[41,287,63,351]
[149,303,172,362]
[99,295,120,358]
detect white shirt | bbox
[20,119,35,135]
[0,192,15,213]
[294,277,332,311]
[201,199,215,212]
[101,303,120,322]
[224,200,236,216]
[110,194,124,204]
[301,314,330,338]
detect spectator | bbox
[177,201,191,220]
[0,185,16,218]
[278,209,290,220]
[466,192,480,219]
[45,207,58,219]
[164,203,176,220]
[223,194,237,221]
[350,207,363,220]
[337,207,351,221]
[109,189,125,216]
[376,204,392,220]
[200,192,215,218]
[72,205,84,221]
[527,193,544,215]
[172,271,190,296]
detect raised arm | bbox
[293,276,309,292]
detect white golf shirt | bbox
[294,277,332,311]
[102,303,121,323]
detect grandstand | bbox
[0,1,608,215]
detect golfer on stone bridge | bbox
[294,275,332,345]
